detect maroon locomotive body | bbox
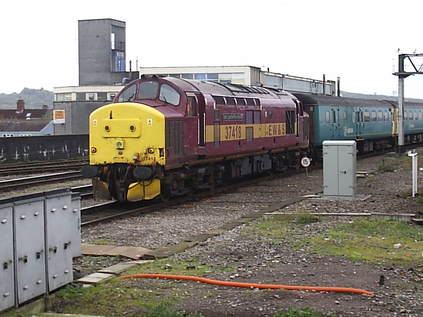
[86,76,309,201]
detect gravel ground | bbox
[81,152,421,249]
[76,151,423,316]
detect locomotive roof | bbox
[140,76,295,100]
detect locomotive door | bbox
[196,93,206,146]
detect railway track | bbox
[0,171,84,192]
[71,184,93,200]
[81,200,164,226]
[79,170,301,226]
[0,159,87,176]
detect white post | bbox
[408,150,418,197]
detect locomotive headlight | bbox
[115,140,125,149]
[147,148,155,154]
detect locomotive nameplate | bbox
[223,113,244,121]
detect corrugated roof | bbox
[0,108,50,120]
[0,119,51,132]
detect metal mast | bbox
[393,53,423,149]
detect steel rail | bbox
[0,171,83,191]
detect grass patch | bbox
[144,303,203,317]
[306,219,423,267]
[124,257,214,276]
[246,210,320,243]
[274,307,325,317]
[377,158,400,173]
[48,258,220,317]
[51,282,177,316]
[91,239,113,245]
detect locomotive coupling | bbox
[81,165,99,178]
[133,166,153,180]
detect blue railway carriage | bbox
[393,101,423,144]
[294,93,395,156]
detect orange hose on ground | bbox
[119,273,374,295]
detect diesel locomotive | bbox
[82,76,423,202]
[82,76,310,201]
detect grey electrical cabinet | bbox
[0,204,15,312]
[71,194,81,258]
[323,140,357,199]
[45,191,73,292]
[0,189,80,313]
[14,198,46,304]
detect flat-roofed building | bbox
[139,65,336,95]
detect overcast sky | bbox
[2,0,423,98]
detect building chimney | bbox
[16,99,25,113]
[337,77,341,96]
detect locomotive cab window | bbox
[186,96,198,116]
[159,84,180,105]
[118,84,137,102]
[138,81,159,99]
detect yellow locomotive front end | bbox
[82,102,165,202]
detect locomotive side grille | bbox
[286,110,296,134]
[166,120,183,156]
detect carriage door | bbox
[355,108,363,138]
[330,107,339,138]
[196,93,206,146]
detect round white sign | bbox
[301,157,311,168]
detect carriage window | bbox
[414,112,418,120]
[356,111,363,122]
[363,112,370,122]
[377,112,383,121]
[325,111,330,123]
[371,111,377,121]
[341,111,347,120]
[383,112,388,121]
[138,81,159,99]
[159,84,180,105]
[118,83,137,102]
